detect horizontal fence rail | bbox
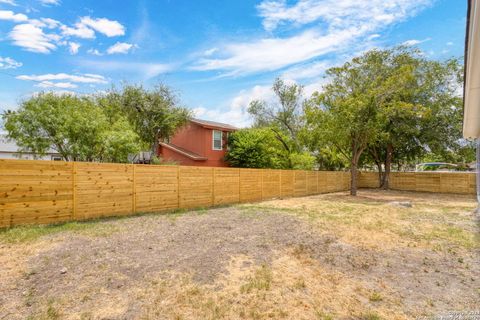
[358,171,476,194]
[0,159,351,228]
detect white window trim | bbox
[212,130,223,151]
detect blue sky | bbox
[0,0,467,127]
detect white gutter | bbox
[463,0,480,138]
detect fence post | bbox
[132,164,136,214]
[72,161,77,221]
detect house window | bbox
[212,130,222,150]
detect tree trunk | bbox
[383,143,393,190]
[350,145,363,196]
[376,161,384,188]
[152,133,160,157]
[350,140,366,196]
[350,160,358,196]
[369,146,384,188]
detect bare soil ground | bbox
[0,189,479,320]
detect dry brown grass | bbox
[248,189,479,251]
[138,252,407,320]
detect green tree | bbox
[417,58,470,165]
[248,78,314,168]
[364,50,466,187]
[226,128,281,168]
[305,55,381,195]
[226,128,314,170]
[2,92,141,162]
[99,118,144,163]
[362,47,426,187]
[107,84,192,155]
[306,47,467,194]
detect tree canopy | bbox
[305,52,381,195]
[3,92,142,162]
[242,78,315,169]
[106,84,192,154]
[2,84,191,163]
[304,47,467,194]
[226,128,314,169]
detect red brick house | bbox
[158,119,237,167]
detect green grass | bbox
[424,225,480,249]
[0,206,213,242]
[359,311,382,320]
[369,292,383,302]
[314,310,335,320]
[240,264,273,294]
[0,220,119,243]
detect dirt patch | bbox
[0,190,479,319]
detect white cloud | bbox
[257,0,431,31]
[194,0,432,76]
[68,42,80,54]
[17,73,108,84]
[79,60,173,79]
[281,60,331,80]
[0,10,28,22]
[34,17,60,28]
[303,78,328,96]
[193,29,355,75]
[193,84,276,128]
[192,105,251,128]
[0,0,17,6]
[87,48,102,56]
[79,16,125,37]
[402,38,430,46]
[106,42,135,54]
[9,23,59,53]
[36,81,77,89]
[0,56,22,69]
[1,10,127,54]
[60,16,125,39]
[38,0,60,6]
[60,23,95,39]
[446,41,453,46]
[203,47,218,56]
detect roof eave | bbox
[190,119,238,131]
[463,0,480,138]
[159,142,208,161]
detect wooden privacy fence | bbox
[0,159,351,228]
[358,171,476,194]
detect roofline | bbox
[159,142,207,161]
[190,119,237,132]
